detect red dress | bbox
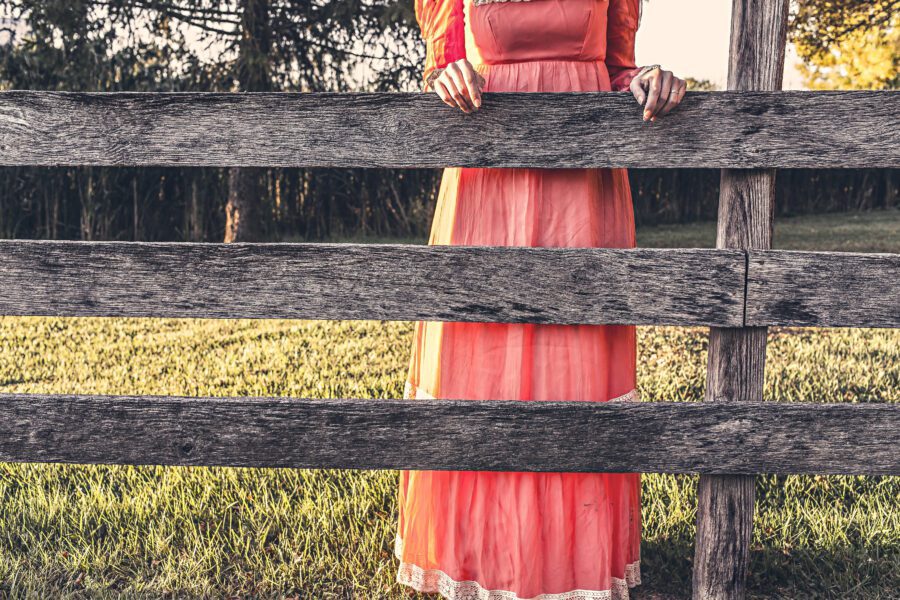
[396,1,644,598]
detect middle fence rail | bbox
[0,241,896,328]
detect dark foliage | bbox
[0,1,895,241]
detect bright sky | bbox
[635,0,807,90]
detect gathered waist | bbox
[473,58,608,67]
[472,59,611,93]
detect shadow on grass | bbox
[635,537,899,599]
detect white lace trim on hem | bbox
[404,381,641,403]
[394,533,641,600]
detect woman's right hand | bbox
[432,59,486,113]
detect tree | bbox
[790,0,899,90]
[224,0,271,242]
[0,0,419,241]
[103,0,416,241]
[685,77,717,91]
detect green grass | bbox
[0,209,898,598]
[317,208,900,253]
[636,208,900,252]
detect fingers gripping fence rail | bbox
[1,4,899,599]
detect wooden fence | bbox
[1,1,899,597]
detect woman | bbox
[395,0,686,598]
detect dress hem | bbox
[394,533,641,600]
[398,380,642,598]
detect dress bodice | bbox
[466,0,613,65]
[416,0,641,93]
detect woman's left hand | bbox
[629,66,687,122]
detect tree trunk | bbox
[225,0,271,243]
[189,174,204,242]
[225,167,267,242]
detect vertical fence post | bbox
[691,1,789,598]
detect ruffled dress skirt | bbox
[396,57,642,600]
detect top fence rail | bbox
[0,91,897,169]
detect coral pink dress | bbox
[396,1,644,598]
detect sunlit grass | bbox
[1,319,896,598]
[0,209,897,598]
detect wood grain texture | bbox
[0,393,896,475]
[695,328,768,599]
[746,250,900,328]
[694,475,756,599]
[0,91,897,169]
[726,0,790,91]
[0,240,746,326]
[699,175,779,600]
[716,169,776,252]
[694,2,790,598]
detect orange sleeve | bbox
[415,0,467,91]
[606,0,642,92]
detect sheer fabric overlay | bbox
[399,1,644,598]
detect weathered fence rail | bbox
[0,394,896,476]
[0,241,897,327]
[0,241,746,326]
[746,250,900,327]
[0,90,897,169]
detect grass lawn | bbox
[636,208,900,252]
[0,209,897,599]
